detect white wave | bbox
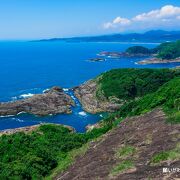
[17,111,26,115]
[100,114,103,117]
[43,88,50,93]
[78,111,87,116]
[70,95,76,100]
[0,115,14,118]
[63,88,69,92]
[19,93,34,99]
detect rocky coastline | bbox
[97,51,149,58]
[0,123,75,136]
[73,79,121,114]
[0,86,74,116]
[137,57,180,65]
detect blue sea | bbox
[0,41,179,132]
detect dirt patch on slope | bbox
[55,109,180,180]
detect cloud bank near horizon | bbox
[103,5,180,32]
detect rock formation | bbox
[74,80,121,113]
[55,109,180,180]
[0,86,74,116]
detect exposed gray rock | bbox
[0,86,74,116]
[0,123,75,136]
[74,80,121,114]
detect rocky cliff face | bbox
[55,109,180,180]
[74,80,121,114]
[0,86,74,116]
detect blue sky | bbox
[0,0,180,39]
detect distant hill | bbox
[39,30,180,43]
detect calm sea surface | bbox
[0,41,179,132]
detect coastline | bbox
[0,123,75,136]
[137,57,180,65]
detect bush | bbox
[98,68,179,100]
[126,46,150,54]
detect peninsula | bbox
[0,86,74,116]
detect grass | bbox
[166,110,180,124]
[151,143,180,165]
[115,145,136,159]
[45,143,89,180]
[110,160,134,176]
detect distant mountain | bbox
[39,30,180,43]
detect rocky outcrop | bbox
[0,86,74,116]
[55,109,180,180]
[137,57,180,65]
[74,80,121,114]
[0,123,75,136]
[98,51,150,58]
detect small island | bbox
[96,40,180,65]
[96,46,151,60]
[137,40,180,64]
[89,57,105,62]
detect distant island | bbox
[93,40,180,64]
[39,30,180,43]
[137,40,180,64]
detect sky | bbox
[0,0,180,40]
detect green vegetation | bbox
[155,40,180,59]
[110,160,134,176]
[1,68,179,179]
[45,143,89,180]
[105,76,180,124]
[98,68,179,100]
[0,123,112,179]
[126,46,150,55]
[115,145,136,159]
[125,40,180,60]
[150,143,180,165]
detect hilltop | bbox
[39,30,180,43]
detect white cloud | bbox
[133,5,180,21]
[103,5,180,31]
[113,17,131,25]
[103,16,131,29]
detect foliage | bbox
[126,40,180,60]
[45,143,89,180]
[1,68,180,179]
[150,143,180,165]
[98,68,179,100]
[154,40,180,59]
[110,160,134,176]
[105,77,180,124]
[115,145,136,159]
[126,46,150,54]
[0,124,111,179]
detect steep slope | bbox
[55,109,180,180]
[74,69,180,113]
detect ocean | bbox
[0,41,179,132]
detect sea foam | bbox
[19,93,34,99]
[78,111,87,116]
[63,88,69,92]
